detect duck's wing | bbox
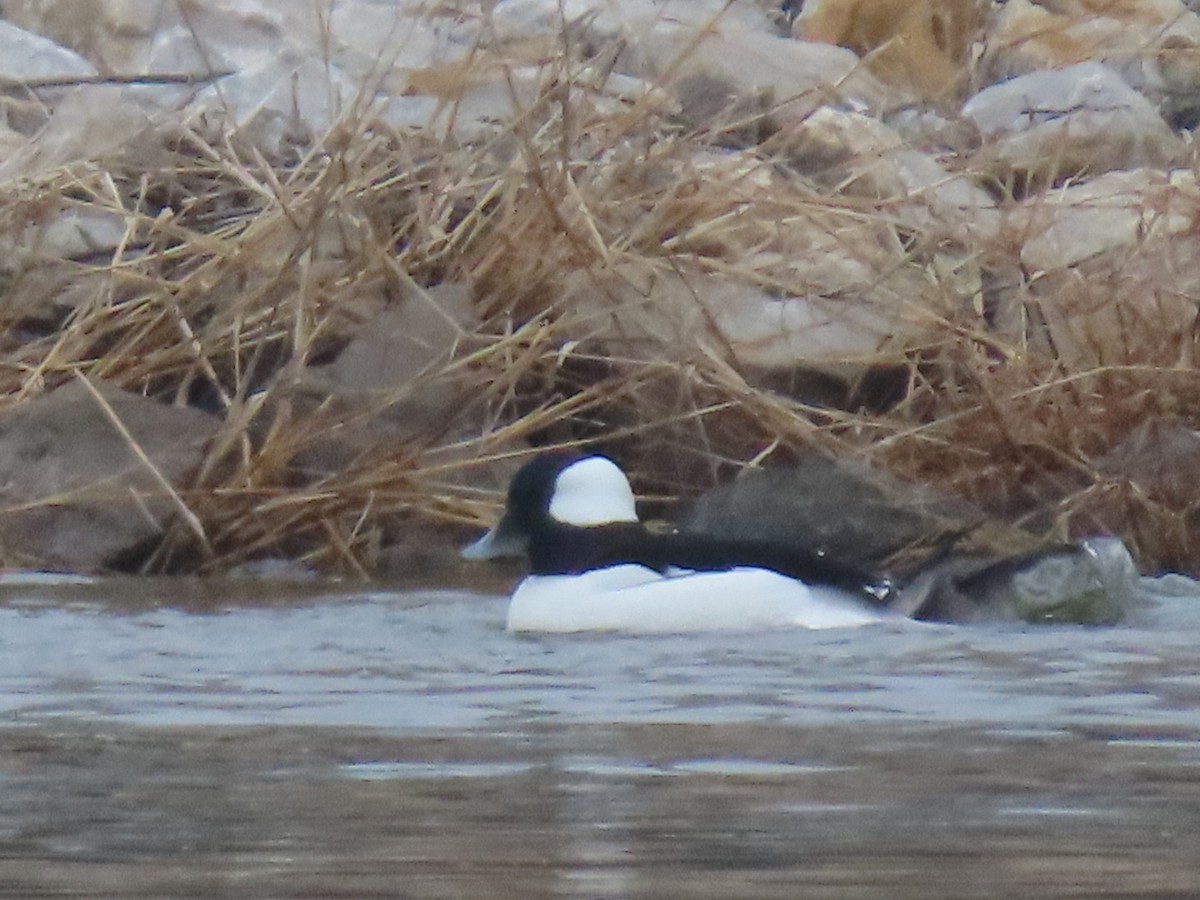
[648,531,889,604]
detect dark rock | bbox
[0,380,218,572]
[1098,419,1200,502]
[680,456,987,567]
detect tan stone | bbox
[780,107,999,241]
[561,259,931,373]
[648,18,894,122]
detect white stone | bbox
[1015,169,1199,271]
[0,19,95,80]
[0,85,151,180]
[964,61,1184,178]
[187,54,361,149]
[18,209,129,263]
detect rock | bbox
[983,0,1127,79]
[892,538,1135,624]
[1,0,150,69]
[491,0,776,48]
[0,121,25,161]
[0,19,105,171]
[653,20,893,126]
[0,81,153,180]
[1014,169,1198,271]
[186,54,360,155]
[781,107,999,240]
[402,60,553,140]
[4,0,313,71]
[134,25,231,77]
[1077,421,1200,573]
[225,557,318,581]
[111,27,240,120]
[680,455,993,566]
[561,259,931,374]
[316,282,477,395]
[983,0,1200,88]
[1022,231,1200,367]
[490,0,896,123]
[0,380,219,572]
[0,18,95,81]
[293,282,482,475]
[6,208,128,264]
[795,0,984,100]
[963,61,1185,186]
[1098,419,1200,503]
[783,104,905,173]
[326,0,478,78]
[1157,35,1200,126]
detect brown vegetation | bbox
[0,6,1198,577]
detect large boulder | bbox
[680,455,989,567]
[560,254,938,378]
[0,380,219,572]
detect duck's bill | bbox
[461,520,528,560]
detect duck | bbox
[462,451,892,633]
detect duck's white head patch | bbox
[548,456,638,527]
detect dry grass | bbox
[0,5,1198,576]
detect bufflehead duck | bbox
[462,451,889,633]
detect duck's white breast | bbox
[505,564,884,634]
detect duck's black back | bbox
[526,521,885,605]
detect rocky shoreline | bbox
[0,0,1198,578]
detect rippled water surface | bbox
[1,574,1199,898]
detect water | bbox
[1,575,1199,897]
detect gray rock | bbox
[891,538,1136,625]
[1098,419,1200,500]
[964,61,1185,183]
[0,19,95,81]
[320,283,477,394]
[292,283,484,476]
[0,380,219,572]
[680,456,985,567]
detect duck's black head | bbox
[461,451,642,570]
